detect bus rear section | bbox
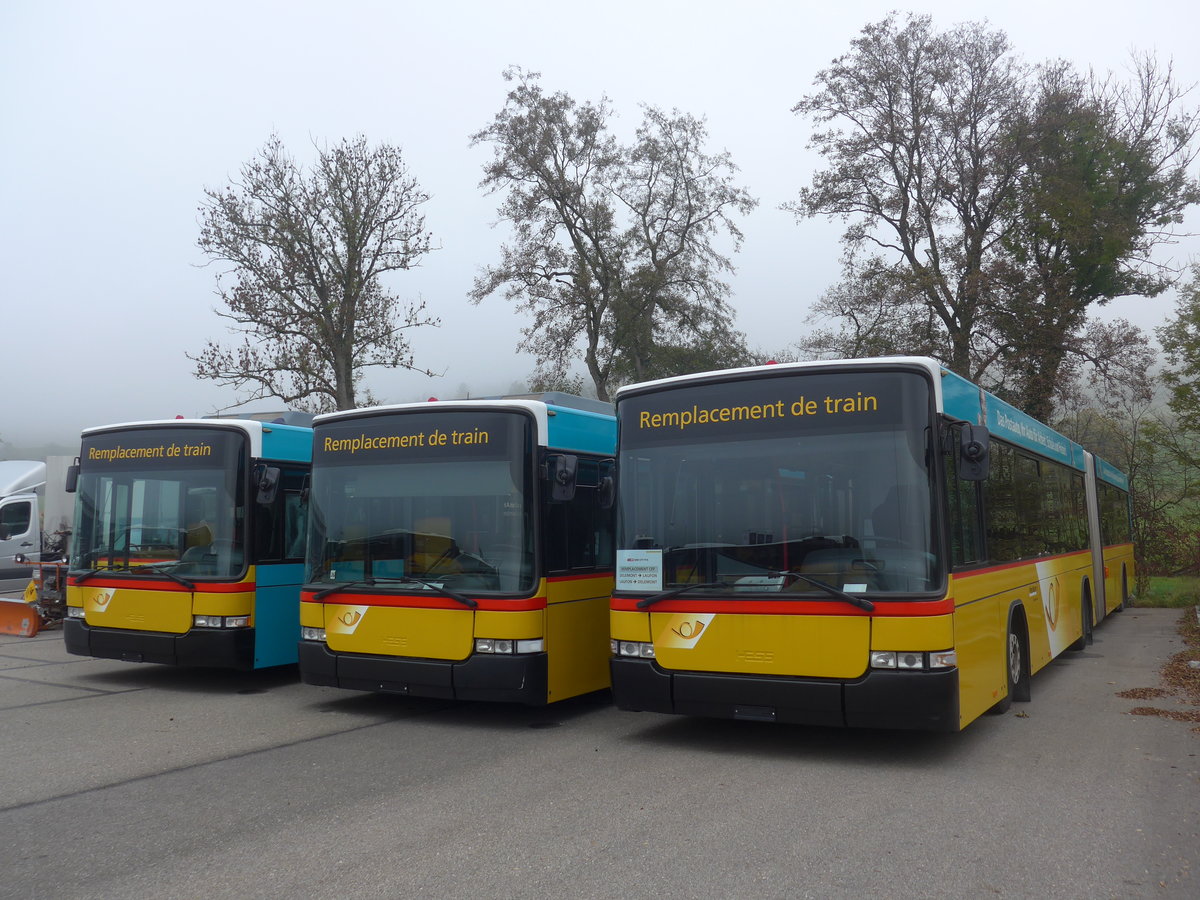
[609,358,1111,732]
[1091,456,1136,619]
[64,417,312,669]
[298,397,616,704]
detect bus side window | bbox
[984,441,1018,563]
[254,468,308,563]
[944,434,983,566]
[545,457,614,573]
[284,489,307,560]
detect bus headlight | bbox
[475,638,544,654]
[301,626,327,642]
[67,606,86,619]
[870,649,957,671]
[193,615,251,629]
[928,650,957,669]
[611,640,655,658]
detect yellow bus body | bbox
[67,568,257,634]
[612,550,1107,731]
[302,574,613,704]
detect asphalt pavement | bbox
[0,607,1196,899]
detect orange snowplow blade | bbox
[0,598,40,637]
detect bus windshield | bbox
[306,410,535,595]
[615,370,942,598]
[71,427,247,579]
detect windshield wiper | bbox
[73,560,196,590]
[771,571,875,611]
[386,577,478,609]
[129,562,195,590]
[636,582,727,610]
[313,578,376,600]
[636,574,875,612]
[311,576,477,609]
[71,550,119,583]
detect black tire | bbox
[1068,588,1093,651]
[989,614,1029,714]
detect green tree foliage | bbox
[788,14,1199,418]
[471,70,757,401]
[1159,266,1200,432]
[192,134,438,413]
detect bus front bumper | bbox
[297,640,549,705]
[610,657,960,732]
[63,618,256,669]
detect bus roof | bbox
[81,418,313,463]
[313,398,616,457]
[1093,455,1130,491]
[615,356,1091,471]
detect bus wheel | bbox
[1069,589,1093,651]
[989,616,1029,714]
[1117,570,1129,612]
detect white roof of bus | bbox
[81,418,268,458]
[613,356,948,407]
[314,399,554,448]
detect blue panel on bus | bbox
[546,406,617,455]
[253,562,304,668]
[984,395,1084,469]
[1094,456,1130,491]
[261,424,314,463]
[939,369,983,423]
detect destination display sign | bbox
[81,427,244,472]
[619,370,931,447]
[314,409,529,466]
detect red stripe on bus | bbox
[547,571,614,583]
[952,549,1092,579]
[67,577,255,592]
[298,572,613,609]
[300,590,548,612]
[608,596,955,616]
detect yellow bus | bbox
[65,415,313,669]
[298,394,616,704]
[608,357,1134,731]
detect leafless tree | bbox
[192,134,438,412]
[471,69,757,401]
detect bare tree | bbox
[789,255,949,360]
[471,69,756,401]
[787,15,1025,380]
[192,134,438,412]
[789,14,1199,417]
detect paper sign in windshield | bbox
[616,549,663,592]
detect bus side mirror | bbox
[547,454,578,502]
[66,461,79,493]
[597,459,615,509]
[255,465,281,505]
[959,425,990,481]
[300,473,311,506]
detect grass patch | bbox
[1136,577,1200,608]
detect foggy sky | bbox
[2,0,1197,451]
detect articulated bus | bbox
[298,394,617,704]
[608,357,1134,732]
[65,415,313,669]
